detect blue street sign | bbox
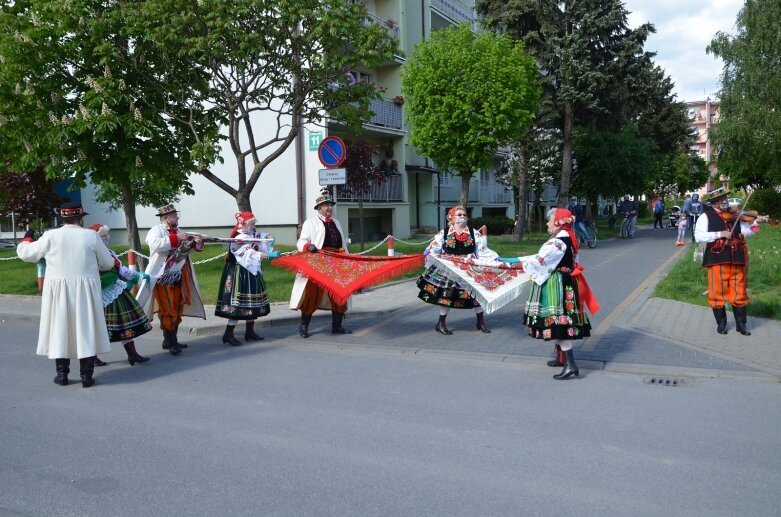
[318,136,347,168]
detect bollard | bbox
[480,225,487,236]
[387,236,395,257]
[127,251,139,295]
[36,259,45,291]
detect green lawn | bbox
[653,224,781,320]
[0,233,546,303]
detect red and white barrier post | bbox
[127,251,139,295]
[387,236,395,256]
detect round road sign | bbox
[318,136,347,168]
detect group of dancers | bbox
[18,185,765,388]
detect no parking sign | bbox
[318,136,347,168]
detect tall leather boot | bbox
[173,327,188,348]
[94,356,108,367]
[54,359,70,386]
[222,324,242,346]
[547,344,565,367]
[124,341,150,366]
[435,315,453,335]
[476,312,491,333]
[332,312,352,334]
[712,307,728,334]
[553,349,579,380]
[163,330,182,355]
[79,357,96,388]
[299,313,312,338]
[244,320,264,341]
[733,306,751,336]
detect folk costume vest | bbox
[702,205,746,266]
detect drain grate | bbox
[643,377,689,387]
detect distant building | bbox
[685,98,720,192]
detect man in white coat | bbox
[138,204,205,355]
[17,202,117,387]
[290,187,352,338]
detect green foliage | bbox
[654,226,781,320]
[402,24,539,205]
[747,188,781,219]
[708,0,781,187]
[470,216,514,236]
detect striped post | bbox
[36,259,45,291]
[387,236,395,256]
[480,225,487,236]
[127,251,139,295]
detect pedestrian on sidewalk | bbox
[16,202,116,387]
[290,188,352,338]
[515,208,599,380]
[417,205,498,335]
[215,211,278,345]
[695,191,769,336]
[675,214,688,246]
[653,196,665,229]
[137,204,206,355]
[89,224,152,367]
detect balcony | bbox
[365,12,400,41]
[367,97,403,131]
[431,0,477,32]
[336,174,404,203]
[433,176,513,204]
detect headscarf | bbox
[231,211,256,238]
[446,205,467,227]
[553,208,578,253]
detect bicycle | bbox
[619,212,635,239]
[575,221,598,248]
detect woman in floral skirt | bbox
[417,205,498,335]
[215,211,278,345]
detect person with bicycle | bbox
[617,195,638,238]
[569,197,596,248]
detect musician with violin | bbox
[138,204,206,355]
[694,190,774,336]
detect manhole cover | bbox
[643,377,689,387]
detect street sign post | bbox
[318,136,347,168]
[318,168,347,186]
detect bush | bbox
[747,187,781,219]
[471,216,514,235]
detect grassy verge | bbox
[0,233,546,303]
[653,224,781,320]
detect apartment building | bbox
[686,98,720,192]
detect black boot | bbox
[173,327,188,348]
[733,306,751,336]
[553,349,579,380]
[547,344,565,367]
[712,307,728,335]
[163,330,182,355]
[435,315,453,335]
[124,341,149,366]
[93,356,108,367]
[476,312,491,333]
[299,313,312,338]
[79,357,96,388]
[222,324,242,346]
[244,320,264,341]
[332,312,352,334]
[54,359,70,386]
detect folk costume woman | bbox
[417,205,498,335]
[215,212,277,345]
[90,224,153,366]
[519,208,593,380]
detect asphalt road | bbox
[2,315,781,516]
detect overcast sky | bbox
[624,0,744,103]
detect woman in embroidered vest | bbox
[520,208,593,380]
[89,224,153,366]
[215,212,278,345]
[417,205,498,335]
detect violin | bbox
[720,209,779,226]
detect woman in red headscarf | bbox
[214,212,278,345]
[519,208,597,380]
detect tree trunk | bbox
[533,191,543,233]
[559,102,574,207]
[513,145,528,242]
[236,190,252,212]
[459,172,472,209]
[120,178,144,271]
[359,198,365,252]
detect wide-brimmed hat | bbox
[156,203,178,217]
[57,202,89,220]
[705,189,729,206]
[313,187,336,210]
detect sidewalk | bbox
[2,278,780,379]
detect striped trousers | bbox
[706,263,748,309]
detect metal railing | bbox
[336,174,403,203]
[433,177,512,204]
[431,0,477,31]
[365,12,400,40]
[367,97,403,130]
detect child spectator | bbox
[675,214,688,246]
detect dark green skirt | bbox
[215,262,271,320]
[523,271,591,341]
